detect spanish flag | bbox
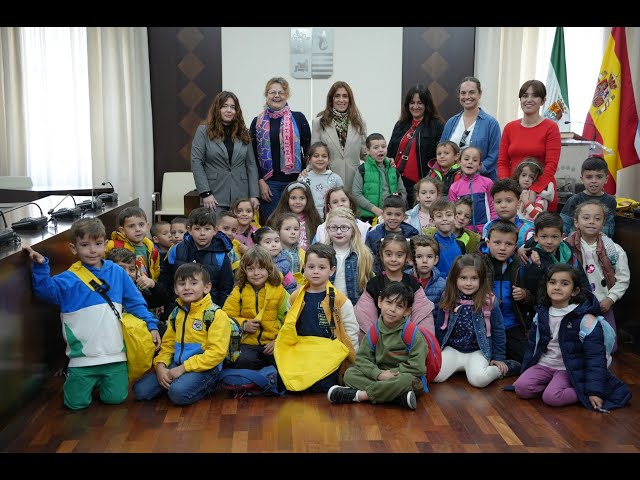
[583,27,640,195]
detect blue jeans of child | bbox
[132,362,220,406]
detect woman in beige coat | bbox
[310,81,367,192]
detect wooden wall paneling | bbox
[147,27,222,194]
[402,27,476,122]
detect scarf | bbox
[255,104,302,180]
[565,230,616,289]
[332,108,348,150]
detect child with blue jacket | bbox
[513,264,631,412]
[25,218,161,410]
[410,235,446,322]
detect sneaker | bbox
[394,391,417,410]
[501,359,522,378]
[327,385,358,404]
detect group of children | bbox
[25,148,631,414]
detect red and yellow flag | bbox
[584,27,640,194]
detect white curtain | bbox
[0,28,27,176]
[0,27,154,215]
[475,27,540,128]
[86,27,154,215]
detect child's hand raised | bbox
[136,272,155,290]
[24,246,46,264]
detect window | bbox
[20,27,92,187]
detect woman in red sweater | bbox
[497,80,561,212]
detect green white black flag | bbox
[543,27,570,132]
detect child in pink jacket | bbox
[354,233,434,343]
[448,146,496,234]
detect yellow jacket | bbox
[274,281,357,391]
[222,282,289,346]
[154,293,231,372]
[105,231,161,281]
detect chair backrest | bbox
[0,176,33,189]
[155,172,196,218]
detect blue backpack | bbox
[218,365,286,398]
[579,314,616,364]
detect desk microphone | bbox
[4,202,49,230]
[0,210,20,245]
[78,186,104,211]
[99,181,118,203]
[564,120,597,142]
[48,194,83,220]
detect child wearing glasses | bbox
[323,207,374,306]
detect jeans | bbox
[260,179,289,224]
[132,362,220,406]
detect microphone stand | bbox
[3,202,49,230]
[78,187,104,211]
[48,194,83,220]
[99,181,118,202]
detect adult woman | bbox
[311,81,367,191]
[440,76,501,181]
[191,91,260,212]
[387,84,444,207]
[498,80,561,212]
[250,76,311,223]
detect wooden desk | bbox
[0,195,139,428]
[614,212,639,351]
[184,190,200,218]
[0,186,111,203]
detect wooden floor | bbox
[1,344,639,454]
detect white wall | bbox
[221,27,403,143]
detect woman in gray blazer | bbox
[310,81,367,192]
[191,91,260,212]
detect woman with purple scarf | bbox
[250,77,311,224]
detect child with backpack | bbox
[105,206,162,282]
[328,282,427,410]
[564,200,630,354]
[222,246,290,370]
[354,233,435,343]
[433,254,508,389]
[132,262,232,406]
[513,264,631,412]
[24,218,161,411]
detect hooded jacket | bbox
[522,295,631,411]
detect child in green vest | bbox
[352,133,407,222]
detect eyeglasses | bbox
[267,90,286,97]
[459,130,470,147]
[327,225,352,232]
